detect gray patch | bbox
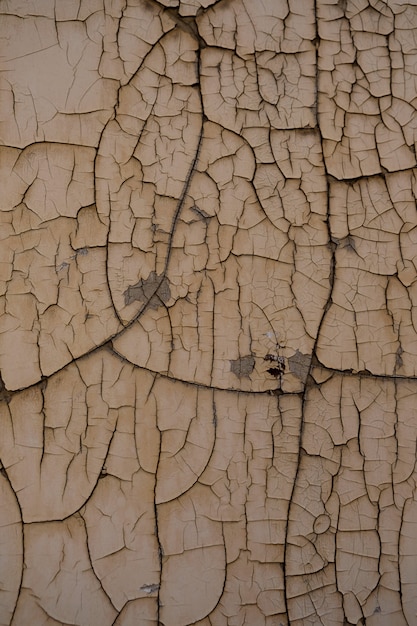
[157,275,171,303]
[230,355,255,379]
[140,583,160,594]
[124,271,171,307]
[288,350,311,382]
[395,345,403,369]
[75,247,88,256]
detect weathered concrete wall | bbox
[1,0,417,624]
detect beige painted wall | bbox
[1,0,417,624]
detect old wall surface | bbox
[1,0,417,624]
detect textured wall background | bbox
[1,0,417,624]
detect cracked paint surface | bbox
[1,0,417,624]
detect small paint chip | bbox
[124,272,171,307]
[230,355,255,378]
[288,350,310,382]
[140,583,160,594]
